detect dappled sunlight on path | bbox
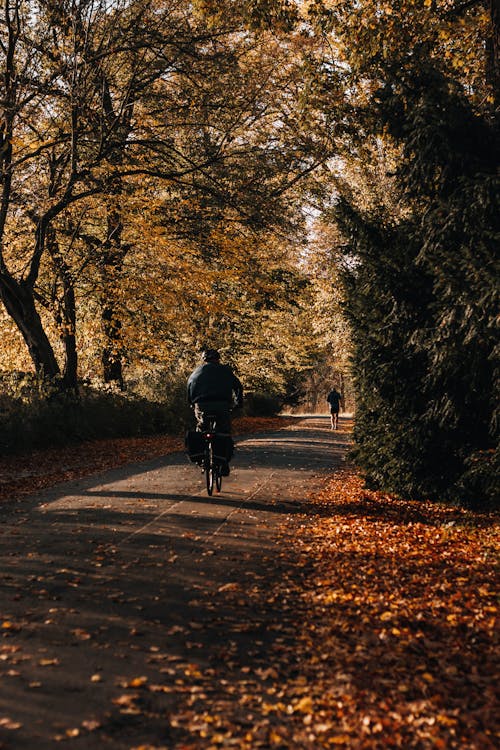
[0,416,349,748]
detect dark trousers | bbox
[194,401,231,434]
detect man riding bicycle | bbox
[187,350,243,475]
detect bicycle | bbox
[201,416,224,496]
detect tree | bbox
[0,0,162,386]
[0,0,338,392]
[308,0,499,504]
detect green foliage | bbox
[455,448,499,510]
[339,64,499,507]
[243,391,283,417]
[338,205,446,498]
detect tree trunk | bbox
[100,173,127,391]
[46,228,79,392]
[101,247,125,391]
[0,271,60,380]
[101,308,124,389]
[60,281,78,392]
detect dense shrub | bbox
[0,371,288,455]
[243,391,283,417]
[0,375,190,454]
[338,67,499,508]
[455,448,500,510]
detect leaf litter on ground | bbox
[0,418,497,748]
[159,470,498,748]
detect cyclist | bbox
[187,349,243,474]
[326,387,342,430]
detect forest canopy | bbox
[0,0,343,396]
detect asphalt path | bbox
[0,416,351,749]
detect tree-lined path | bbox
[0,417,350,749]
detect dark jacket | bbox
[327,389,341,410]
[187,362,243,406]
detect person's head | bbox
[202,348,220,363]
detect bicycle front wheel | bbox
[215,465,222,493]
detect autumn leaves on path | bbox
[0,417,498,749]
[276,474,499,749]
[0,416,343,749]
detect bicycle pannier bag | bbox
[185,430,205,463]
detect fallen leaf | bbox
[0,717,22,729]
[294,696,314,713]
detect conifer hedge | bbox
[338,66,499,508]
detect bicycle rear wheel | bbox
[205,444,214,496]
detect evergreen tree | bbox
[338,62,499,506]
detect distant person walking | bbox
[326,387,342,430]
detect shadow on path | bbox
[0,416,351,749]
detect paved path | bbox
[0,416,351,749]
